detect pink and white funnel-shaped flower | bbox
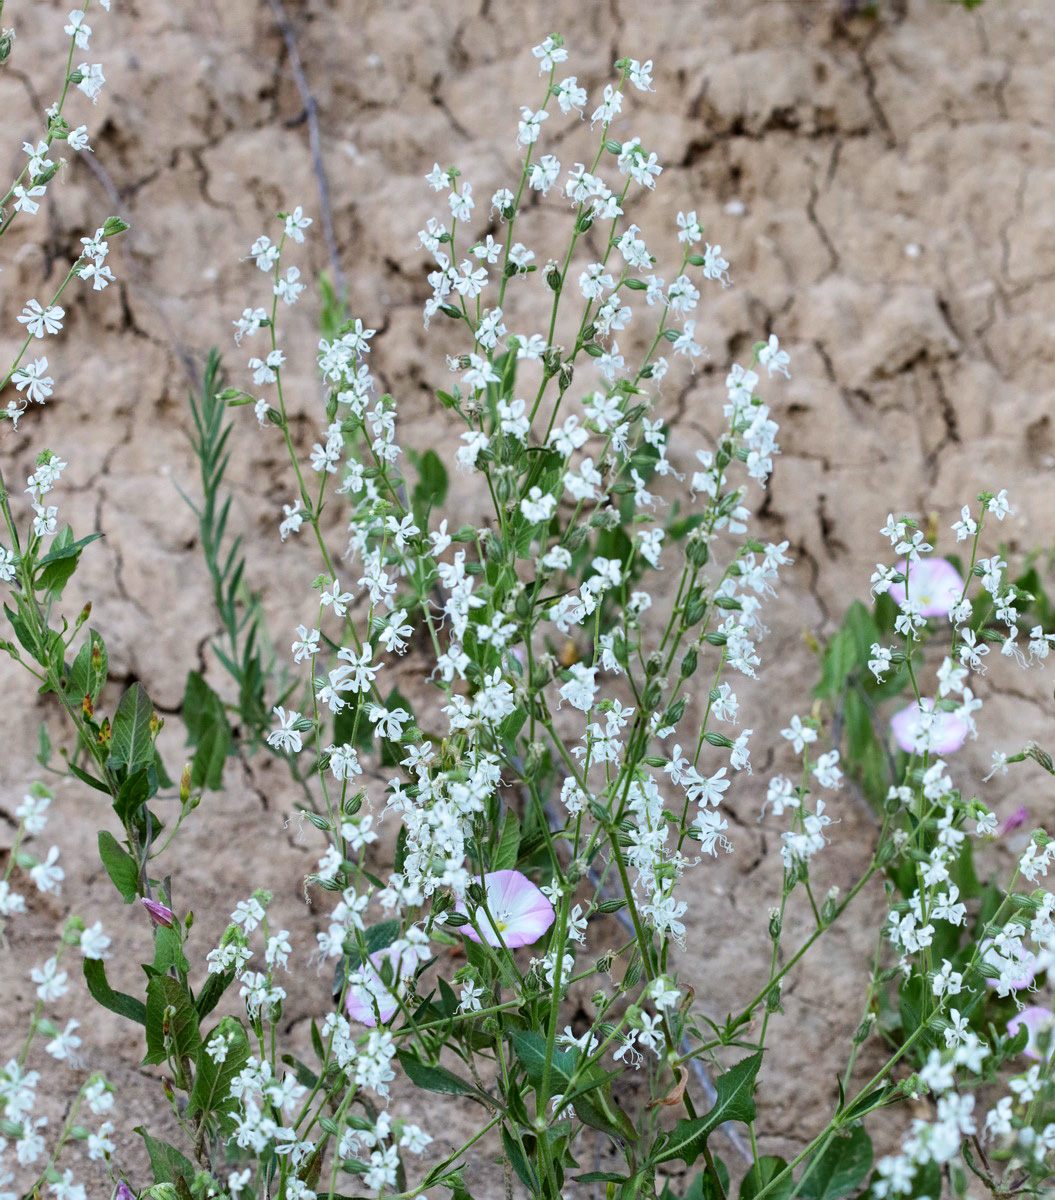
[455,869,556,948]
[345,944,415,1027]
[1007,1006,1054,1061]
[888,557,965,618]
[890,698,969,755]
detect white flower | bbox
[79,921,111,959]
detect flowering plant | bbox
[1,9,1053,1200]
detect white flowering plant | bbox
[1,10,1054,1200]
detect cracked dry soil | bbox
[1,0,1054,1195]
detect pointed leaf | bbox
[396,1052,478,1097]
[134,1127,195,1185]
[83,958,146,1026]
[187,1016,250,1130]
[144,976,200,1066]
[68,629,108,705]
[109,682,156,773]
[653,1052,763,1165]
[799,1126,873,1200]
[97,830,139,903]
[740,1156,792,1200]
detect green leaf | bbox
[194,968,234,1020]
[653,1052,763,1165]
[109,682,157,773]
[680,1159,731,1200]
[510,1030,636,1142]
[134,1127,195,1185]
[68,629,108,705]
[97,830,139,902]
[493,809,521,871]
[187,1016,250,1130]
[740,1157,792,1200]
[182,670,231,790]
[35,528,102,595]
[144,976,201,1066]
[150,926,190,977]
[83,958,147,1026]
[67,761,111,795]
[113,768,153,825]
[798,1126,873,1200]
[411,448,449,515]
[397,1052,478,1097]
[502,1126,540,1193]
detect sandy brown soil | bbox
[2,0,1054,1195]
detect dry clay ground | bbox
[2,0,1055,1195]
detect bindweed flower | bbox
[1008,1003,1055,1060]
[888,556,964,617]
[345,941,427,1026]
[1007,1005,1055,1062]
[454,870,556,948]
[140,897,175,927]
[997,805,1029,837]
[890,699,969,755]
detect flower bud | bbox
[853,1013,875,1045]
[545,260,562,292]
[141,897,175,928]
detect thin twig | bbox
[266,0,346,302]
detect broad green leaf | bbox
[144,975,200,1066]
[493,810,521,871]
[194,968,235,1020]
[109,682,157,773]
[741,1157,792,1200]
[150,926,190,977]
[653,1052,763,1165]
[68,629,108,705]
[113,768,153,825]
[83,958,146,1026]
[97,830,139,902]
[182,670,230,789]
[397,1052,478,1097]
[187,1016,249,1130]
[411,448,449,514]
[799,1126,873,1200]
[36,528,102,595]
[133,1127,195,1185]
[510,1030,636,1142]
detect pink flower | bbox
[141,897,175,927]
[888,557,964,617]
[1007,1006,1054,1061]
[455,869,556,948]
[890,698,969,755]
[998,806,1029,837]
[980,936,1038,993]
[345,945,411,1027]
